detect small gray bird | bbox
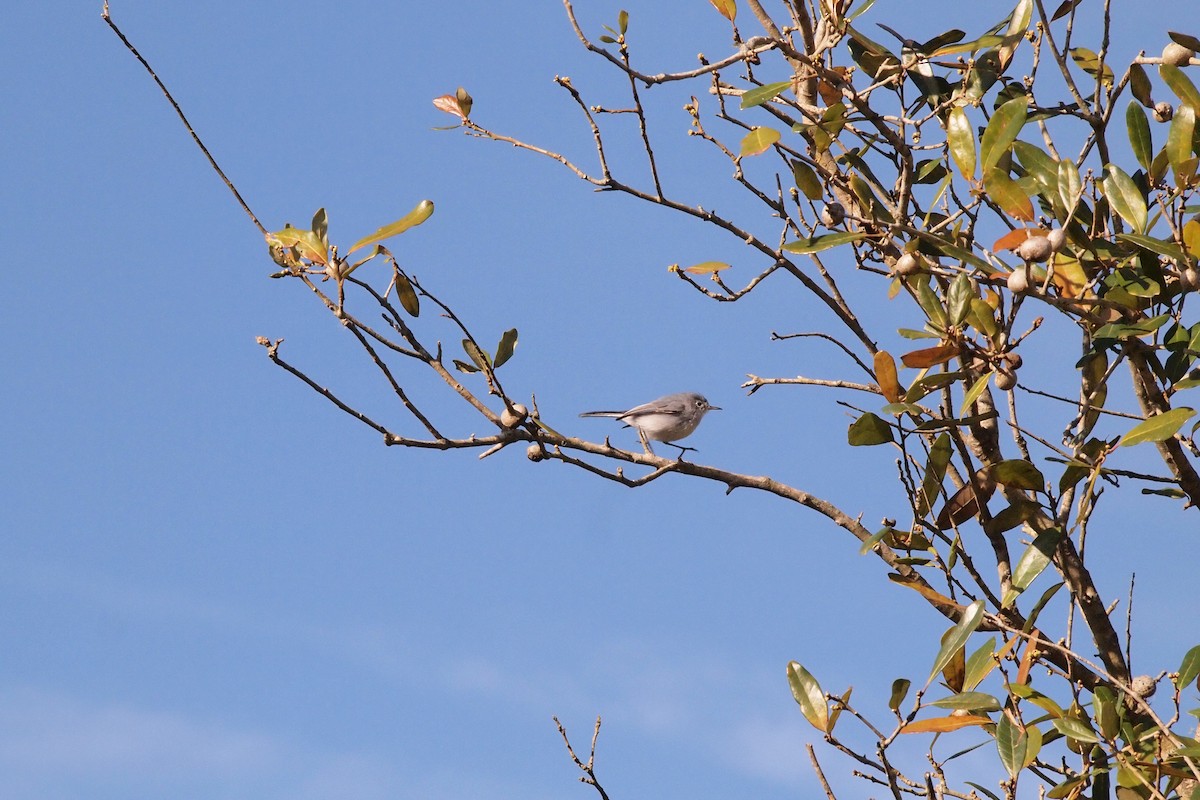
[580,392,720,455]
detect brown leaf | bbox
[874,351,903,402]
[901,344,959,369]
[935,473,997,530]
[433,94,466,120]
[900,714,992,734]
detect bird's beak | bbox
[710,405,722,411]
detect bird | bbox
[579,392,720,456]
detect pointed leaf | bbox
[684,261,732,274]
[741,81,792,109]
[493,328,519,368]
[984,167,1034,220]
[1006,527,1066,604]
[1057,159,1082,217]
[981,96,1029,171]
[739,126,781,157]
[889,678,912,710]
[1069,47,1114,86]
[916,432,952,516]
[349,200,435,255]
[1119,407,1196,446]
[618,9,629,33]
[964,639,999,690]
[268,224,328,266]
[1170,31,1200,52]
[996,714,1028,779]
[1127,102,1154,172]
[989,459,1045,490]
[787,661,829,732]
[931,691,1002,712]
[394,268,420,317]
[929,599,985,685]
[1177,644,1200,690]
[783,230,866,254]
[791,160,824,200]
[1051,0,1083,21]
[1102,164,1147,233]
[1167,103,1197,187]
[1053,717,1102,743]
[947,107,977,180]
[1117,232,1189,263]
[901,344,959,369]
[462,338,491,372]
[708,0,737,21]
[900,714,992,733]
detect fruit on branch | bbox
[1162,42,1196,66]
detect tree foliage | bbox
[107,0,1200,798]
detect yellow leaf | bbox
[901,714,993,734]
[684,261,732,274]
[874,351,903,402]
[348,200,435,255]
[707,0,736,21]
[739,126,781,157]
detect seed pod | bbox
[1003,352,1023,370]
[501,403,528,428]
[821,203,845,226]
[1180,266,1200,292]
[1007,269,1030,294]
[995,367,1018,390]
[1047,227,1066,253]
[893,252,922,276]
[526,444,545,462]
[1154,101,1174,122]
[1130,675,1157,699]
[1016,235,1054,263]
[1162,42,1196,67]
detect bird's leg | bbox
[664,441,697,460]
[638,429,656,456]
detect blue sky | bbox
[3,1,1197,798]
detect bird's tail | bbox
[579,410,625,418]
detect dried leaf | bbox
[900,714,992,734]
[874,351,903,402]
[901,344,959,369]
[708,0,737,21]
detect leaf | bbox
[1102,164,1148,233]
[1069,47,1114,86]
[984,167,1034,221]
[1119,407,1196,446]
[452,359,480,374]
[787,661,828,732]
[996,714,1028,779]
[1127,102,1154,172]
[1052,717,1102,744]
[1117,233,1189,263]
[889,678,912,710]
[993,227,1047,253]
[708,0,737,21]
[791,160,823,200]
[900,714,992,733]
[947,107,977,181]
[1050,0,1082,21]
[493,328,519,368]
[901,344,959,369]
[741,81,792,109]
[931,691,1002,712]
[618,9,629,33]
[739,126,780,156]
[462,338,491,372]
[960,372,994,415]
[1170,31,1200,52]
[783,231,866,254]
[1129,63,1154,108]
[1177,644,1200,690]
[929,599,985,685]
[981,95,1029,171]
[1167,103,1197,187]
[394,269,420,317]
[268,224,328,266]
[348,200,435,255]
[917,433,953,517]
[875,351,903,402]
[1057,159,1082,218]
[1161,65,1200,110]
[848,412,895,445]
[989,459,1045,490]
[964,640,999,690]
[311,207,328,243]
[432,94,469,121]
[1005,527,1066,606]
[684,261,731,274]
[947,273,975,327]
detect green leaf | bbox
[618,9,628,33]
[1129,62,1154,108]
[1119,407,1197,446]
[787,661,829,732]
[989,459,1045,490]
[848,412,895,445]
[996,714,1028,779]
[1052,717,1101,743]
[783,231,866,254]
[929,599,984,685]
[1170,31,1200,51]
[889,678,912,710]
[462,338,491,372]
[984,167,1034,221]
[1167,103,1197,188]
[947,273,974,327]
[311,207,328,244]
[452,359,481,374]
[947,107,977,180]
[741,81,792,109]
[1178,644,1200,690]
[348,200,435,255]
[1117,233,1190,263]
[1126,102,1154,172]
[1102,164,1147,233]
[1004,527,1066,607]
[1069,47,1114,86]
[916,433,953,517]
[981,95,1029,172]
[960,372,994,415]
[1161,65,1200,111]
[268,224,329,265]
[931,691,1002,712]
[1056,159,1082,219]
[739,126,781,157]
[964,639,998,690]
[493,328,519,368]
[791,160,824,200]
